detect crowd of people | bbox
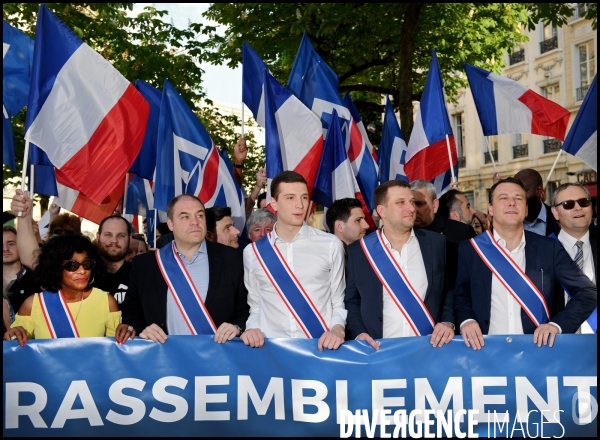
[3,156,597,353]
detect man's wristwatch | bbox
[235,325,244,336]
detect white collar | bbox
[270,221,311,244]
[493,229,526,253]
[558,229,590,249]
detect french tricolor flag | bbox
[263,70,324,202]
[404,49,457,183]
[24,5,149,206]
[242,42,269,128]
[561,75,596,171]
[464,62,571,140]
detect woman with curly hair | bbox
[4,233,135,345]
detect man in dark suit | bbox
[515,168,559,236]
[550,182,596,333]
[411,180,475,289]
[455,178,596,350]
[121,194,249,343]
[345,180,455,349]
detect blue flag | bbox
[130,80,162,180]
[29,143,58,197]
[242,42,269,127]
[379,96,409,183]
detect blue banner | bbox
[4,335,597,437]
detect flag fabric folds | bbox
[125,175,154,218]
[379,96,409,184]
[154,79,245,231]
[463,62,571,141]
[312,109,361,208]
[55,180,124,225]
[24,4,149,205]
[263,70,324,201]
[3,20,34,170]
[130,80,162,180]
[404,49,457,183]
[343,93,377,160]
[29,144,58,197]
[287,33,378,213]
[242,42,269,128]
[561,75,597,171]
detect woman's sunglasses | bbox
[62,259,95,272]
[553,198,591,210]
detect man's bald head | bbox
[515,168,545,216]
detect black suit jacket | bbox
[453,231,597,334]
[543,203,560,236]
[121,240,249,334]
[345,228,452,339]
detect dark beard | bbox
[98,245,128,262]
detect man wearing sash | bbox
[121,194,249,343]
[345,180,455,349]
[454,178,596,350]
[241,171,347,350]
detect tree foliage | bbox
[3,3,262,193]
[203,3,595,143]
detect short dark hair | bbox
[3,225,17,235]
[374,180,412,208]
[206,206,232,233]
[438,189,462,219]
[49,213,81,235]
[98,214,132,236]
[270,171,307,200]
[156,222,171,235]
[488,177,526,204]
[325,198,362,232]
[35,233,106,292]
[256,192,267,206]
[166,194,205,220]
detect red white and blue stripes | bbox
[360,231,435,336]
[38,291,80,338]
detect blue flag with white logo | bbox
[379,96,409,183]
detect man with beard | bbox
[95,215,132,305]
[514,169,559,236]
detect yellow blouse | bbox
[11,288,121,339]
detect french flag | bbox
[287,33,378,214]
[154,80,245,232]
[313,109,362,208]
[242,42,269,128]
[379,96,409,184]
[464,62,571,140]
[24,5,149,205]
[130,80,162,180]
[561,75,596,171]
[263,70,324,202]
[404,49,457,183]
[343,93,377,161]
[55,180,125,225]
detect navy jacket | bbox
[453,231,596,334]
[345,228,452,340]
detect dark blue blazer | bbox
[345,228,452,340]
[453,231,597,334]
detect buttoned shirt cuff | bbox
[548,321,562,334]
[459,319,476,332]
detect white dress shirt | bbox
[380,228,428,338]
[558,229,596,334]
[488,230,526,335]
[244,222,347,338]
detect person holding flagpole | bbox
[241,171,347,351]
[454,178,596,350]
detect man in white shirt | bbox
[242,171,347,351]
[454,178,597,350]
[551,183,596,333]
[345,180,455,349]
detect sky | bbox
[130,3,242,106]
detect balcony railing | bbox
[540,36,558,54]
[509,49,525,65]
[484,150,498,164]
[513,144,529,159]
[457,156,466,168]
[577,85,589,101]
[543,139,562,154]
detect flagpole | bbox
[544,149,563,190]
[241,104,245,139]
[29,164,35,196]
[123,173,130,215]
[153,209,157,248]
[445,134,456,183]
[485,136,498,174]
[17,139,31,217]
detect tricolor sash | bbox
[156,242,216,335]
[548,233,597,333]
[360,230,435,336]
[470,231,550,327]
[252,235,329,338]
[38,291,80,338]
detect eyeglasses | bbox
[62,259,95,272]
[553,198,591,210]
[51,229,75,235]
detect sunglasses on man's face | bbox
[553,198,591,210]
[51,229,75,235]
[62,259,95,272]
